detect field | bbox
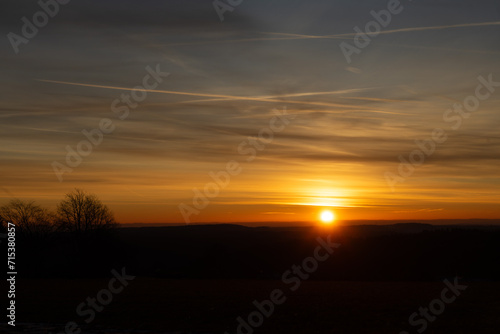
[5,224,500,333]
[8,279,500,333]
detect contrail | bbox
[258,31,351,40]
[37,79,409,114]
[259,21,500,39]
[166,21,500,46]
[155,88,375,106]
[162,36,308,47]
[353,21,500,37]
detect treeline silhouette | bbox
[2,193,500,281]
[0,189,122,277]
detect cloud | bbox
[346,67,362,74]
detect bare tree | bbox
[0,199,53,238]
[56,189,117,233]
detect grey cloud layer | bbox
[1,0,499,200]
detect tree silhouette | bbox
[56,189,117,234]
[0,199,53,239]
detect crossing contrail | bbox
[37,79,410,115]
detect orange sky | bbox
[1,1,499,224]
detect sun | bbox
[319,209,336,224]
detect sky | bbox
[1,0,499,224]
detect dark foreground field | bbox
[8,279,500,334]
[4,223,500,333]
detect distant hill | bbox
[121,219,500,228]
[15,223,500,281]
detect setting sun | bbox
[320,210,336,224]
